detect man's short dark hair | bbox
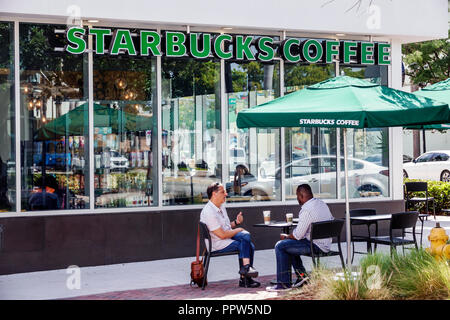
[207,182,222,199]
[296,184,313,197]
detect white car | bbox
[229,148,247,170]
[234,155,389,199]
[259,152,307,178]
[110,150,129,170]
[403,150,450,182]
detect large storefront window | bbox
[0,22,15,212]
[340,65,390,198]
[162,57,221,205]
[10,26,394,212]
[20,23,89,211]
[93,32,158,208]
[226,60,281,202]
[284,63,337,199]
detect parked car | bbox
[259,151,307,178]
[403,150,450,182]
[229,147,247,171]
[403,154,413,163]
[110,150,129,170]
[235,155,389,199]
[364,154,382,166]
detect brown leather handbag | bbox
[190,225,206,287]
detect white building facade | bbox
[0,0,447,274]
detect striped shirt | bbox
[292,198,334,252]
[200,201,234,252]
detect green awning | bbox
[35,103,153,140]
[237,76,450,129]
[407,78,450,130]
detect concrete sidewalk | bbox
[0,216,448,300]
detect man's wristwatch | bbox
[234,219,240,226]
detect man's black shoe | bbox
[239,265,258,278]
[239,277,261,288]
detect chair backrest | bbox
[405,182,427,193]
[390,211,419,230]
[350,208,376,217]
[310,219,344,241]
[198,222,212,252]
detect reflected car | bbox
[110,150,129,170]
[229,147,247,170]
[280,156,389,198]
[403,150,450,182]
[225,172,274,201]
[259,152,307,178]
[234,155,389,199]
[364,154,383,166]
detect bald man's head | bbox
[296,184,313,205]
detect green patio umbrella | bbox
[35,103,153,140]
[237,76,450,268]
[407,78,450,131]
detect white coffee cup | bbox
[286,213,293,224]
[263,210,271,225]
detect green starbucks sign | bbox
[64,27,390,65]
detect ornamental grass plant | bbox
[285,249,450,300]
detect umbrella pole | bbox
[343,128,351,269]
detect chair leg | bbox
[433,200,436,219]
[202,254,210,290]
[351,240,355,264]
[419,217,424,248]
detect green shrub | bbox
[404,178,450,214]
[290,249,450,300]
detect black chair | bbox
[301,219,345,269]
[404,182,435,246]
[198,222,242,290]
[368,212,419,256]
[349,209,378,263]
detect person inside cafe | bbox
[266,184,334,292]
[28,175,61,210]
[200,182,260,288]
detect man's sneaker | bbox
[292,273,310,288]
[239,265,259,278]
[265,284,291,292]
[239,277,261,288]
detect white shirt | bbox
[292,198,334,252]
[200,201,234,252]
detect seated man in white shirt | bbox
[200,182,260,288]
[266,184,334,292]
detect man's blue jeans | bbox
[213,231,255,266]
[275,238,323,287]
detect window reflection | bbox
[93,46,157,208]
[284,63,336,199]
[0,22,15,212]
[226,60,281,202]
[20,23,89,211]
[340,65,390,198]
[162,57,221,205]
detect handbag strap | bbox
[196,224,201,262]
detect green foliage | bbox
[404,178,450,214]
[300,249,450,300]
[285,64,334,90]
[402,30,450,86]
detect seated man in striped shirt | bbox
[266,184,334,292]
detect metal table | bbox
[350,213,428,247]
[253,221,297,234]
[253,220,297,285]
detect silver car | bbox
[233,155,389,199]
